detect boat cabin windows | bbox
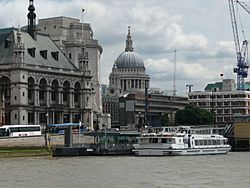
[194,138,228,147]
[138,137,176,144]
[162,138,168,143]
[150,138,158,143]
[161,138,175,144]
[195,140,201,146]
[138,138,149,144]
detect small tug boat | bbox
[133,126,231,156]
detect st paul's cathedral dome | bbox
[115,27,145,69]
[108,26,150,96]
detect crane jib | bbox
[228,0,249,90]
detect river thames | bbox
[0,152,249,188]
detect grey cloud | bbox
[185,48,235,61]
[1,0,243,95]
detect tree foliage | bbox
[160,113,170,127]
[175,105,214,126]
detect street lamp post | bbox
[144,80,149,129]
[161,112,164,127]
[45,113,49,132]
[138,111,141,131]
[211,89,216,127]
[45,113,49,147]
[2,114,5,126]
[63,114,67,123]
[96,112,99,131]
[104,123,107,149]
[79,120,82,143]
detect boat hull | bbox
[133,147,231,156]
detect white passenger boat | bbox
[132,126,231,156]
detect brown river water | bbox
[0,152,249,188]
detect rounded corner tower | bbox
[109,26,150,95]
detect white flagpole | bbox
[82,8,85,43]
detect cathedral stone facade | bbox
[0,0,101,130]
[103,27,188,129]
[109,27,150,96]
[102,27,150,128]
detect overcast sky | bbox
[1,0,250,96]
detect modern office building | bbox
[189,79,250,124]
[102,94,119,128]
[119,92,188,128]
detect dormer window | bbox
[40,50,48,59]
[4,39,11,48]
[51,51,59,61]
[28,47,36,57]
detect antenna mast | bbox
[173,50,177,96]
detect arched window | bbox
[39,78,47,105]
[63,80,70,106]
[28,77,35,105]
[51,79,59,104]
[0,76,11,101]
[74,82,81,105]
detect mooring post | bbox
[64,127,73,147]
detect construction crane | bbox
[237,0,250,14]
[228,0,249,90]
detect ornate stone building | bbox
[0,94,4,127]
[0,0,98,130]
[37,16,103,114]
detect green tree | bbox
[175,105,214,126]
[160,113,170,127]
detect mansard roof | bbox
[0,27,13,45]
[0,28,78,71]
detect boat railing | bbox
[146,126,228,137]
[100,143,132,150]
